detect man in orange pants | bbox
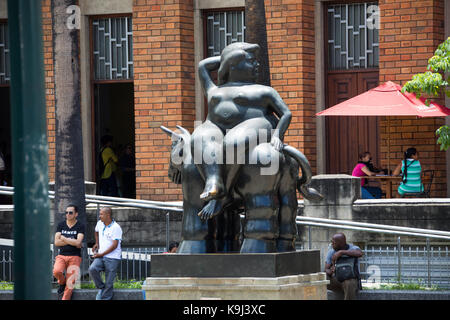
[53,205,85,300]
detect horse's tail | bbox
[282,145,323,201]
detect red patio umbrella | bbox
[316,81,450,169]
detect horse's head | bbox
[161,125,192,184]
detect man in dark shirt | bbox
[53,204,85,300]
[325,233,363,300]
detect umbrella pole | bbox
[388,117,391,174]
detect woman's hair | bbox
[358,151,371,163]
[217,42,260,85]
[169,241,179,251]
[403,147,417,183]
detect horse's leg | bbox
[235,143,282,253]
[215,207,241,253]
[277,154,299,252]
[178,163,216,253]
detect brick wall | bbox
[265,0,317,174]
[133,0,195,200]
[39,0,447,199]
[379,0,446,196]
[134,0,318,200]
[42,0,56,182]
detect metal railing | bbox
[0,186,183,211]
[2,186,450,288]
[296,216,450,289]
[0,185,182,250]
[1,243,166,285]
[0,185,180,285]
[360,243,450,289]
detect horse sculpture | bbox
[161,125,322,253]
[161,42,322,254]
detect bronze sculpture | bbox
[161,42,322,254]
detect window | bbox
[92,17,133,80]
[0,22,9,84]
[205,10,246,57]
[327,2,379,70]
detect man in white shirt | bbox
[88,206,122,300]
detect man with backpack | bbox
[325,233,364,300]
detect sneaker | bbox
[57,283,66,294]
[57,283,66,300]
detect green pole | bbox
[7,0,51,300]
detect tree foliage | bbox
[402,37,450,151]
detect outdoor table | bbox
[364,175,402,198]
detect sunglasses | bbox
[65,211,75,215]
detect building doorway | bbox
[93,82,135,198]
[0,87,11,186]
[326,71,379,174]
[91,16,135,198]
[0,21,11,202]
[325,2,380,174]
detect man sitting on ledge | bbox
[325,233,364,300]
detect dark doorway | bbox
[0,86,11,203]
[93,82,135,198]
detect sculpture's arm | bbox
[198,56,220,96]
[265,88,292,149]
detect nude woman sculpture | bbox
[192,42,292,217]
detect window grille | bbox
[206,10,246,57]
[92,17,133,80]
[327,2,379,70]
[0,22,9,84]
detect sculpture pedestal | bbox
[143,251,329,300]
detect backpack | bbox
[335,256,358,282]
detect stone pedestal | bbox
[143,273,328,300]
[143,251,329,300]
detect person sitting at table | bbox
[352,152,382,199]
[392,147,424,197]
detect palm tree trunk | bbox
[51,0,86,229]
[245,0,271,86]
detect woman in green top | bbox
[393,147,424,196]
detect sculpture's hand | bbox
[270,136,283,151]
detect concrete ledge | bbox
[143,273,329,300]
[328,290,450,300]
[0,289,143,300]
[1,289,449,300]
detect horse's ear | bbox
[175,125,190,136]
[160,126,181,140]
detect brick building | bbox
[0,0,448,200]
